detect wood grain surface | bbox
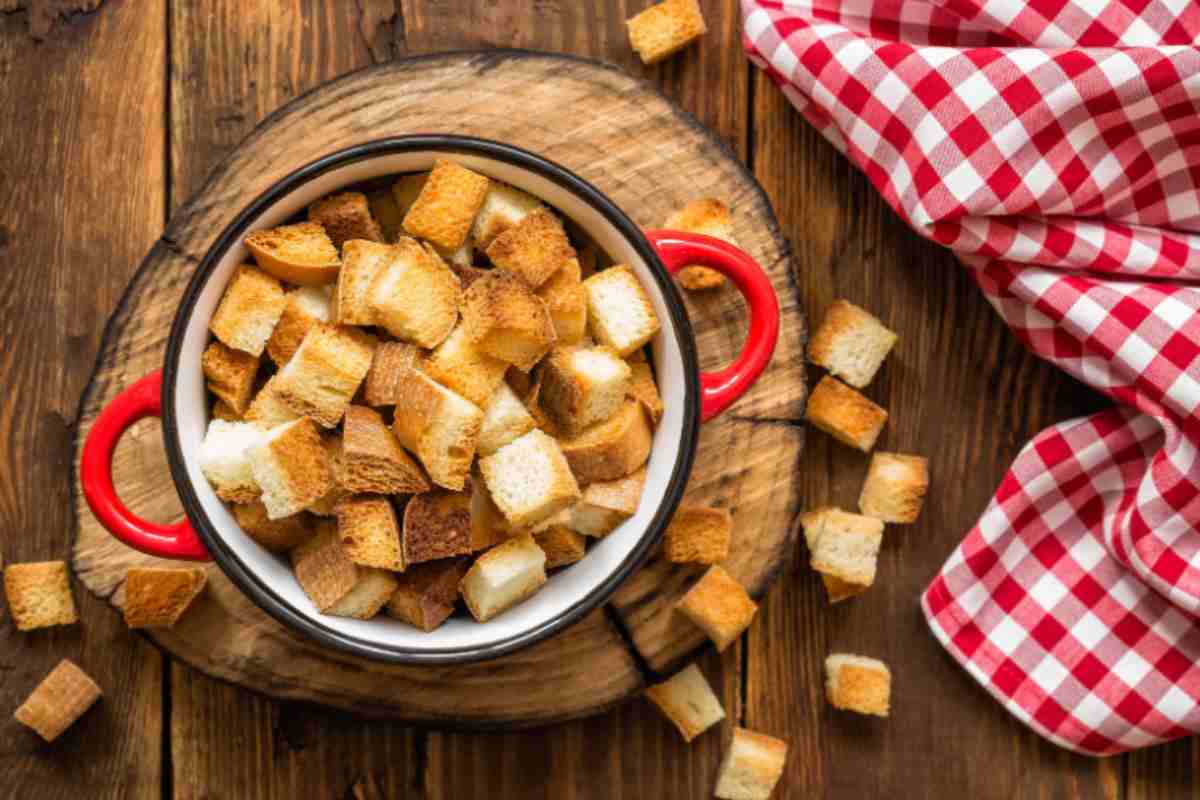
[1,2,1195,799]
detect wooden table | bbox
[0,2,1192,798]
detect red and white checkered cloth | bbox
[742,0,1200,755]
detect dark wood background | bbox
[0,1,1192,797]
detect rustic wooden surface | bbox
[0,1,1193,798]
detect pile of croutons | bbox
[198,158,668,630]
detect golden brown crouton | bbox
[306,435,351,517]
[808,508,883,600]
[469,474,514,552]
[122,567,207,629]
[4,561,78,631]
[362,340,422,407]
[273,324,376,428]
[244,221,340,286]
[341,405,431,494]
[804,375,888,452]
[402,159,490,251]
[453,263,491,292]
[244,375,301,429]
[198,419,263,503]
[460,534,547,622]
[368,238,461,348]
[628,361,664,425]
[583,265,662,357]
[479,430,582,530]
[472,181,543,250]
[291,522,358,612]
[627,0,707,65]
[307,191,383,248]
[402,486,474,565]
[478,381,537,456]
[423,321,509,408]
[208,264,286,356]
[676,564,757,651]
[662,506,731,564]
[858,452,929,523]
[461,270,557,372]
[664,198,736,289]
[714,727,789,800]
[825,653,891,717]
[386,558,468,631]
[809,299,898,388]
[569,468,645,537]
[248,418,336,519]
[336,495,403,571]
[202,340,259,415]
[644,663,726,742]
[335,240,397,325]
[558,400,653,484]
[485,207,576,289]
[266,285,334,366]
[535,256,588,345]
[531,525,587,569]
[232,502,316,552]
[14,660,101,742]
[392,368,483,491]
[539,345,632,434]
[391,172,429,217]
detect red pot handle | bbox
[645,230,780,422]
[80,369,210,561]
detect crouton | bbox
[122,567,207,629]
[326,567,398,619]
[479,430,581,529]
[714,727,789,800]
[423,321,509,407]
[291,522,357,611]
[402,486,474,564]
[201,341,259,415]
[340,405,430,494]
[232,502,316,552]
[14,660,101,743]
[306,435,350,516]
[644,663,725,742]
[209,264,286,356]
[335,240,397,325]
[273,324,375,428]
[809,508,883,599]
[805,375,888,452]
[453,263,491,292]
[808,300,898,388]
[266,285,334,365]
[539,345,631,434]
[825,653,891,717]
[248,418,335,519]
[664,198,736,290]
[402,158,490,251]
[461,270,556,371]
[532,525,587,569]
[336,495,403,571]
[584,265,661,357]
[367,188,405,242]
[478,381,537,456]
[663,506,731,564]
[4,561,78,631]
[199,419,264,503]
[628,361,663,425]
[559,400,653,484]
[363,341,422,407]
[676,564,757,651]
[244,375,301,429]
[569,468,645,537]
[472,181,543,250]
[535,256,588,345]
[391,172,429,216]
[368,237,461,348]
[485,207,575,289]
[307,191,383,247]
[244,221,340,286]
[386,558,468,631]
[802,508,865,604]
[627,0,707,65]
[469,475,513,551]
[211,399,242,422]
[460,534,547,622]
[392,368,483,490]
[518,372,560,437]
[858,452,929,523]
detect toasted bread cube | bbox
[628,361,663,425]
[485,207,575,289]
[265,285,334,366]
[201,341,259,415]
[479,430,582,529]
[327,566,399,619]
[368,238,461,348]
[244,221,340,286]
[559,400,653,484]
[336,495,403,571]
[402,158,490,251]
[805,376,887,452]
[540,345,632,434]
[391,172,429,216]
[584,265,661,357]
[676,565,756,651]
[470,472,515,552]
[290,521,395,617]
[569,468,645,537]
[809,300,898,388]
[453,263,491,292]
[644,663,725,742]
[363,341,422,407]
[199,419,263,503]
[274,324,375,428]
[244,375,301,429]
[478,381,537,456]
[663,506,731,564]
[14,660,101,742]
[249,418,335,519]
[392,369,483,491]
[209,264,286,356]
[335,240,396,325]
[809,508,883,598]
[402,486,474,564]
[4,561,77,631]
[122,567,207,629]
[211,399,242,422]
[859,452,929,523]
[460,534,547,622]
[627,0,707,65]
[664,198,735,290]
[423,321,509,407]
[461,270,556,371]
[367,188,405,242]
[825,653,891,717]
[535,256,588,345]
[714,727,789,800]
[340,405,430,494]
[472,181,543,250]
[307,191,383,248]
[386,558,468,631]
[532,525,587,569]
[306,435,350,517]
[232,502,316,552]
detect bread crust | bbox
[202,340,259,414]
[485,207,576,289]
[122,567,207,628]
[336,495,404,571]
[386,558,468,631]
[531,525,587,569]
[363,341,422,407]
[291,522,358,612]
[558,400,653,485]
[341,405,431,494]
[245,222,340,286]
[232,502,316,552]
[402,158,490,251]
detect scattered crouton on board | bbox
[805,375,888,452]
[676,564,757,652]
[14,660,102,742]
[825,653,891,717]
[122,567,207,629]
[4,561,78,631]
[714,727,789,800]
[627,0,707,66]
[662,505,731,564]
[644,663,726,742]
[664,198,736,290]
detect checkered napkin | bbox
[742,0,1200,755]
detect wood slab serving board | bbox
[69,50,806,727]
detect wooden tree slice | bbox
[70,50,805,725]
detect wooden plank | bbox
[1127,739,1197,800]
[0,2,165,798]
[166,2,418,797]
[743,70,1124,798]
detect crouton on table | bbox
[15,660,101,743]
[4,561,78,631]
[808,299,897,388]
[825,653,891,717]
[676,564,757,652]
[644,663,726,742]
[714,727,789,800]
[626,0,708,65]
[805,375,888,452]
